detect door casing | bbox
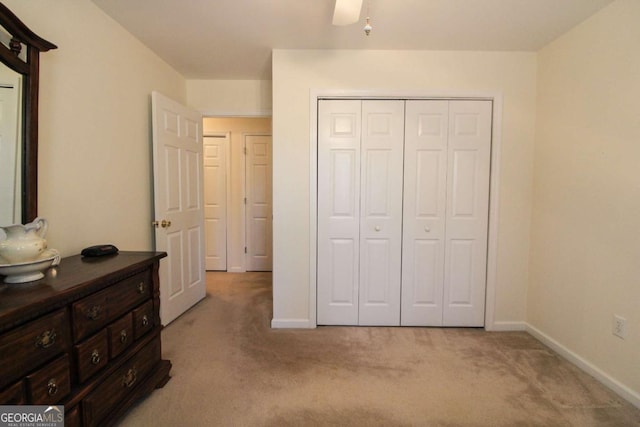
[308,90,504,330]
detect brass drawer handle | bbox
[35,329,56,349]
[122,367,137,388]
[85,305,102,320]
[137,281,146,294]
[120,329,128,344]
[47,379,58,396]
[91,349,101,365]
[141,315,149,327]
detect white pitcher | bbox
[0,217,48,264]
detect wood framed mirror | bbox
[0,3,56,224]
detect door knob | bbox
[152,220,172,229]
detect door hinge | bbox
[244,247,247,254]
[244,147,247,155]
[244,197,247,204]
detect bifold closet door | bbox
[402,100,492,327]
[317,100,404,326]
[358,100,404,325]
[401,100,449,326]
[317,100,361,325]
[443,100,491,326]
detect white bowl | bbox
[0,249,60,284]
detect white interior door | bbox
[245,134,272,271]
[317,100,361,325]
[358,100,404,326]
[402,100,449,326]
[203,135,228,271]
[151,91,206,326]
[442,100,491,326]
[317,98,491,327]
[317,100,404,326]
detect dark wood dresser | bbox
[0,251,171,426]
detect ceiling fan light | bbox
[332,0,363,26]
[363,17,372,36]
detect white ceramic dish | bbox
[0,249,60,284]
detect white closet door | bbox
[358,100,405,326]
[317,100,362,325]
[443,100,492,326]
[203,135,228,271]
[401,100,449,326]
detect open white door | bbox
[151,91,206,325]
[203,135,229,271]
[245,134,272,271]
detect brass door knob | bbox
[152,220,172,228]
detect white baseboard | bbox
[271,318,315,329]
[526,323,640,409]
[488,321,527,331]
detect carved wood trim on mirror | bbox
[0,3,56,223]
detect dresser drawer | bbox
[0,380,25,405]
[0,309,69,389]
[72,270,151,342]
[108,313,133,359]
[133,300,154,340]
[75,329,108,383]
[25,355,71,404]
[65,405,81,427]
[83,337,161,426]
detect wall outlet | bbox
[613,315,626,339]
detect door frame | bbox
[203,131,231,271]
[308,89,504,330]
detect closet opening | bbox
[309,93,503,330]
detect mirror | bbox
[0,60,22,224]
[0,3,56,225]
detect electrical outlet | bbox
[613,315,626,339]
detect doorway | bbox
[203,117,272,272]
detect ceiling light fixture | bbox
[363,16,372,36]
[363,0,372,36]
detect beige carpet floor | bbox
[117,272,640,426]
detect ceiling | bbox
[91,0,613,80]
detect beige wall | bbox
[272,50,538,326]
[529,0,640,400]
[203,117,272,272]
[187,80,272,116]
[4,0,186,256]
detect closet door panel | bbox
[317,100,361,325]
[359,100,404,326]
[402,100,448,326]
[443,100,492,326]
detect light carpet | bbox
[117,272,640,426]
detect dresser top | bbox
[0,251,167,333]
